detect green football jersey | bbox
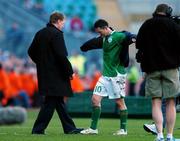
[102,31,126,77]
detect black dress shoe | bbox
[32,131,45,135]
[66,128,84,134]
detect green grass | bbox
[0,109,179,141]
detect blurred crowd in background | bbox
[0,0,179,108]
[0,48,143,108]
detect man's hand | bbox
[70,73,75,80]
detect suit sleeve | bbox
[28,33,39,63]
[80,36,103,52]
[51,33,73,77]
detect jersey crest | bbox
[107,37,112,43]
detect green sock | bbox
[90,106,101,130]
[120,109,128,131]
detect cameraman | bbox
[136,3,180,141]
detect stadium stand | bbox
[117,0,180,33]
[95,0,128,30]
[67,91,152,117]
[0,0,44,57]
[0,0,100,60]
[43,0,97,30]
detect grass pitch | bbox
[0,109,179,141]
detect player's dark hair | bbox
[94,19,109,29]
[49,11,65,24]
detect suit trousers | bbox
[32,96,76,134]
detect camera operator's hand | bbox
[171,15,180,24]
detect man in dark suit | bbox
[28,11,82,135]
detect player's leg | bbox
[110,73,128,135]
[81,76,107,135]
[113,98,128,135]
[80,94,102,134]
[90,94,102,130]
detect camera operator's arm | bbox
[171,15,180,25]
[172,17,180,52]
[135,24,147,63]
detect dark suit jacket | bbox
[28,23,73,97]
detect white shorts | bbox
[93,73,127,99]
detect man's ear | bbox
[104,26,108,30]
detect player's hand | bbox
[132,37,136,43]
[80,46,88,52]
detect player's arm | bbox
[122,31,136,45]
[80,36,103,52]
[118,31,136,67]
